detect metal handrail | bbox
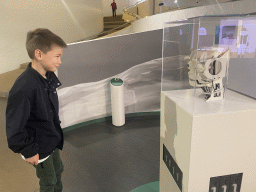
[123,0,147,12]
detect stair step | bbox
[104,15,122,18]
[104,15,123,21]
[104,25,119,30]
[105,22,130,28]
[0,68,26,98]
[104,26,128,31]
[103,18,124,22]
[104,21,126,25]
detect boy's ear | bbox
[34,49,42,61]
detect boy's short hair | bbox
[26,28,67,59]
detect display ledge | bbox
[162,88,256,116]
[62,111,160,133]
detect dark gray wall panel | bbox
[58,29,163,89]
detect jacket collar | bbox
[27,62,62,88]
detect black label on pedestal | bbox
[163,144,183,191]
[209,173,243,192]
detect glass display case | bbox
[162,16,256,102]
[160,16,256,192]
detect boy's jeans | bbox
[33,149,64,192]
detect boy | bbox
[6,28,67,192]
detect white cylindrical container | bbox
[110,78,125,126]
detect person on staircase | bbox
[111,0,117,17]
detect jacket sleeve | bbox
[6,89,39,158]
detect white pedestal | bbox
[160,89,256,192]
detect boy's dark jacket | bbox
[6,62,64,160]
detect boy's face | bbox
[39,45,63,72]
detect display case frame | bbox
[161,15,256,104]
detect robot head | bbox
[185,47,230,101]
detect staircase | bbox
[96,15,130,38]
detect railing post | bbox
[159,2,164,14]
[153,0,155,15]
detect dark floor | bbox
[60,115,160,192]
[1,97,160,192]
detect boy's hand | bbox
[25,154,39,165]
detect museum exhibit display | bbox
[185,47,230,102]
[160,16,256,192]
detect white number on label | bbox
[211,187,217,192]
[232,184,238,192]
[222,185,227,192]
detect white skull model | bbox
[185,48,230,102]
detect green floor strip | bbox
[63,112,160,133]
[130,181,159,192]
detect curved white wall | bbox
[0,0,103,74]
